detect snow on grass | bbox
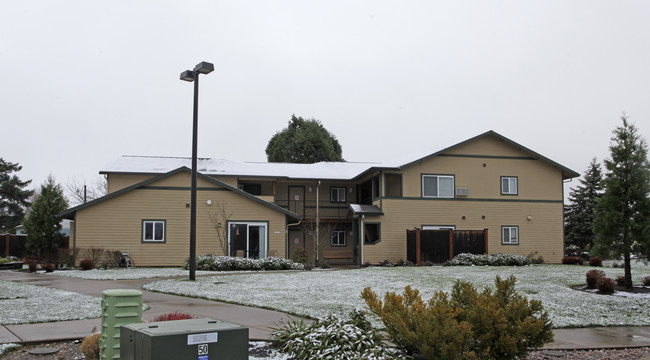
[143,265,650,328]
[0,280,102,325]
[47,268,219,280]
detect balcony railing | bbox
[274,200,350,219]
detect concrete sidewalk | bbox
[1,270,650,350]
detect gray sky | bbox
[2,1,649,201]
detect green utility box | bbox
[100,289,143,360]
[120,318,248,360]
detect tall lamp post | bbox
[180,61,214,281]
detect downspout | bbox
[360,214,365,265]
[316,180,321,264]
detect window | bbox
[331,230,346,246]
[143,220,165,242]
[385,174,402,197]
[364,223,381,244]
[330,187,346,203]
[372,175,381,200]
[422,175,454,198]
[502,226,519,245]
[501,177,518,195]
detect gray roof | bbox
[348,204,384,216]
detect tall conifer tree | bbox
[564,158,603,252]
[22,175,68,256]
[0,158,33,233]
[594,115,650,288]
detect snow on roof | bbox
[101,155,385,180]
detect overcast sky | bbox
[2,1,649,202]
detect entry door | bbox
[229,222,267,259]
[288,186,305,216]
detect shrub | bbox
[589,256,602,267]
[42,263,55,272]
[421,260,434,266]
[562,256,584,265]
[28,262,38,273]
[446,253,531,266]
[597,277,616,295]
[153,312,194,322]
[527,252,545,264]
[362,275,553,360]
[361,261,372,268]
[80,333,101,359]
[82,248,105,266]
[396,259,415,267]
[183,255,304,271]
[643,276,650,287]
[271,310,397,360]
[79,259,94,270]
[615,276,626,286]
[586,269,605,289]
[379,259,394,267]
[291,247,309,264]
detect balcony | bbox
[274,200,350,220]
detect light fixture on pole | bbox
[180,61,214,281]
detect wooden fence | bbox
[406,228,488,265]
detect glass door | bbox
[228,222,268,259]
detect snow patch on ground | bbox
[0,343,22,356]
[0,280,102,325]
[143,265,650,328]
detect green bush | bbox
[445,253,531,266]
[362,275,553,360]
[271,310,399,360]
[183,255,304,271]
[291,247,309,264]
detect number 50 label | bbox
[198,344,208,355]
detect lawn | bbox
[143,264,650,328]
[0,280,102,325]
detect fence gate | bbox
[406,229,487,265]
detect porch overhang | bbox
[348,204,384,217]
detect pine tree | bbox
[594,115,650,288]
[266,115,344,163]
[22,175,69,257]
[0,158,34,234]
[564,158,603,252]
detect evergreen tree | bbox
[22,175,69,256]
[564,158,603,252]
[0,158,34,234]
[266,115,344,163]
[594,115,650,288]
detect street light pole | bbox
[180,61,214,281]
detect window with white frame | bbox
[501,176,518,195]
[143,220,165,242]
[422,175,454,198]
[330,187,346,203]
[502,226,519,245]
[331,230,346,246]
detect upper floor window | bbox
[502,226,519,245]
[330,187,346,203]
[422,175,454,198]
[501,176,518,195]
[143,220,165,242]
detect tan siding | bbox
[445,136,532,157]
[107,174,154,193]
[75,174,288,266]
[362,199,564,264]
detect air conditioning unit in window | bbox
[456,187,469,196]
